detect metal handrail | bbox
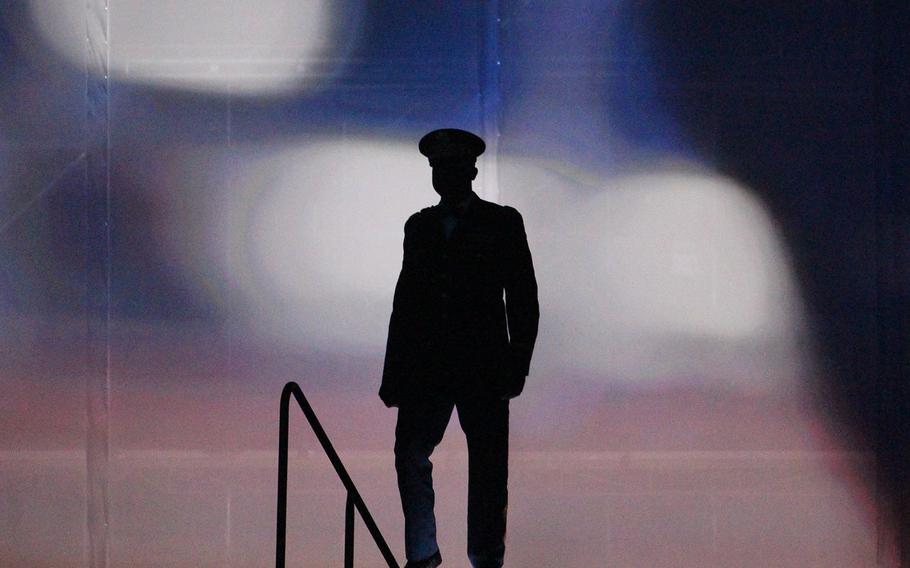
[276,381,400,568]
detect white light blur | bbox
[28,0,342,95]
[503,158,812,391]
[214,138,437,352]
[200,141,811,393]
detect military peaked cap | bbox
[419,128,486,165]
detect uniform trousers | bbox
[395,394,509,568]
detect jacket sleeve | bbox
[503,207,539,377]
[380,215,419,406]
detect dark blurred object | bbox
[636,1,909,562]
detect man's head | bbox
[419,129,485,202]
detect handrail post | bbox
[276,383,293,568]
[277,381,400,568]
[344,492,355,568]
[289,384,400,567]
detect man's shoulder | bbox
[477,200,524,226]
[406,205,437,223]
[472,197,522,217]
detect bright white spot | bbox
[213,138,438,351]
[29,0,343,95]
[501,159,812,392]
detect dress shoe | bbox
[404,549,442,568]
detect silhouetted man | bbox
[380,128,539,568]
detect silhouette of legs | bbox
[395,398,454,562]
[395,395,509,568]
[457,398,509,568]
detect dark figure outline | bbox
[380,128,539,568]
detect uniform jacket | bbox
[380,192,539,404]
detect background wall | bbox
[0,1,906,566]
